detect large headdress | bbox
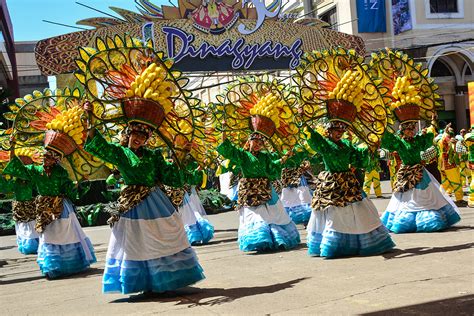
[294,47,390,147]
[214,75,300,154]
[74,34,204,164]
[2,88,105,181]
[369,48,440,124]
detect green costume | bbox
[381,131,434,166]
[306,129,368,172]
[84,132,181,187]
[217,139,282,181]
[4,156,77,200]
[0,176,34,202]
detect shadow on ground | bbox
[444,225,474,232]
[0,267,104,285]
[111,277,309,306]
[383,242,473,260]
[362,294,474,315]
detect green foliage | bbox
[198,189,233,214]
[0,213,15,234]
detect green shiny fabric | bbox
[217,139,282,180]
[306,128,368,173]
[4,156,77,200]
[183,160,203,186]
[84,132,181,187]
[381,131,434,166]
[282,147,307,169]
[0,176,34,202]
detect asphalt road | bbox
[0,182,473,315]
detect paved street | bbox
[0,182,473,315]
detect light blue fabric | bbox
[185,219,215,245]
[17,236,39,255]
[37,238,96,278]
[103,247,205,294]
[103,187,205,294]
[307,225,395,258]
[414,169,431,190]
[381,204,461,233]
[284,203,312,225]
[37,201,96,278]
[238,220,300,252]
[121,188,176,220]
[229,185,238,201]
[268,186,280,205]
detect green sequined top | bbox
[84,132,181,187]
[381,131,434,166]
[282,147,307,169]
[306,128,368,173]
[183,160,203,186]
[217,139,282,180]
[4,156,77,200]
[0,176,34,202]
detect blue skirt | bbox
[285,204,312,225]
[281,177,313,225]
[180,192,215,245]
[17,237,39,255]
[306,198,395,259]
[307,225,395,258]
[103,188,205,294]
[239,221,301,252]
[15,221,39,255]
[37,200,97,278]
[185,219,215,245]
[238,198,300,252]
[382,169,461,233]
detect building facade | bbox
[0,0,18,128]
[15,41,49,97]
[302,0,473,129]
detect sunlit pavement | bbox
[1,181,472,315]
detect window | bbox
[429,0,458,13]
[319,7,337,30]
[431,59,454,77]
[425,0,463,19]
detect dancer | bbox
[214,76,301,252]
[380,121,461,232]
[218,131,300,252]
[439,126,466,206]
[371,49,461,232]
[77,35,205,294]
[295,48,395,258]
[0,148,39,254]
[5,142,96,278]
[304,123,395,258]
[279,148,313,225]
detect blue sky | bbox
[7,0,166,41]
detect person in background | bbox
[439,125,466,207]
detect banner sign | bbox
[356,0,387,33]
[392,0,412,35]
[163,26,303,70]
